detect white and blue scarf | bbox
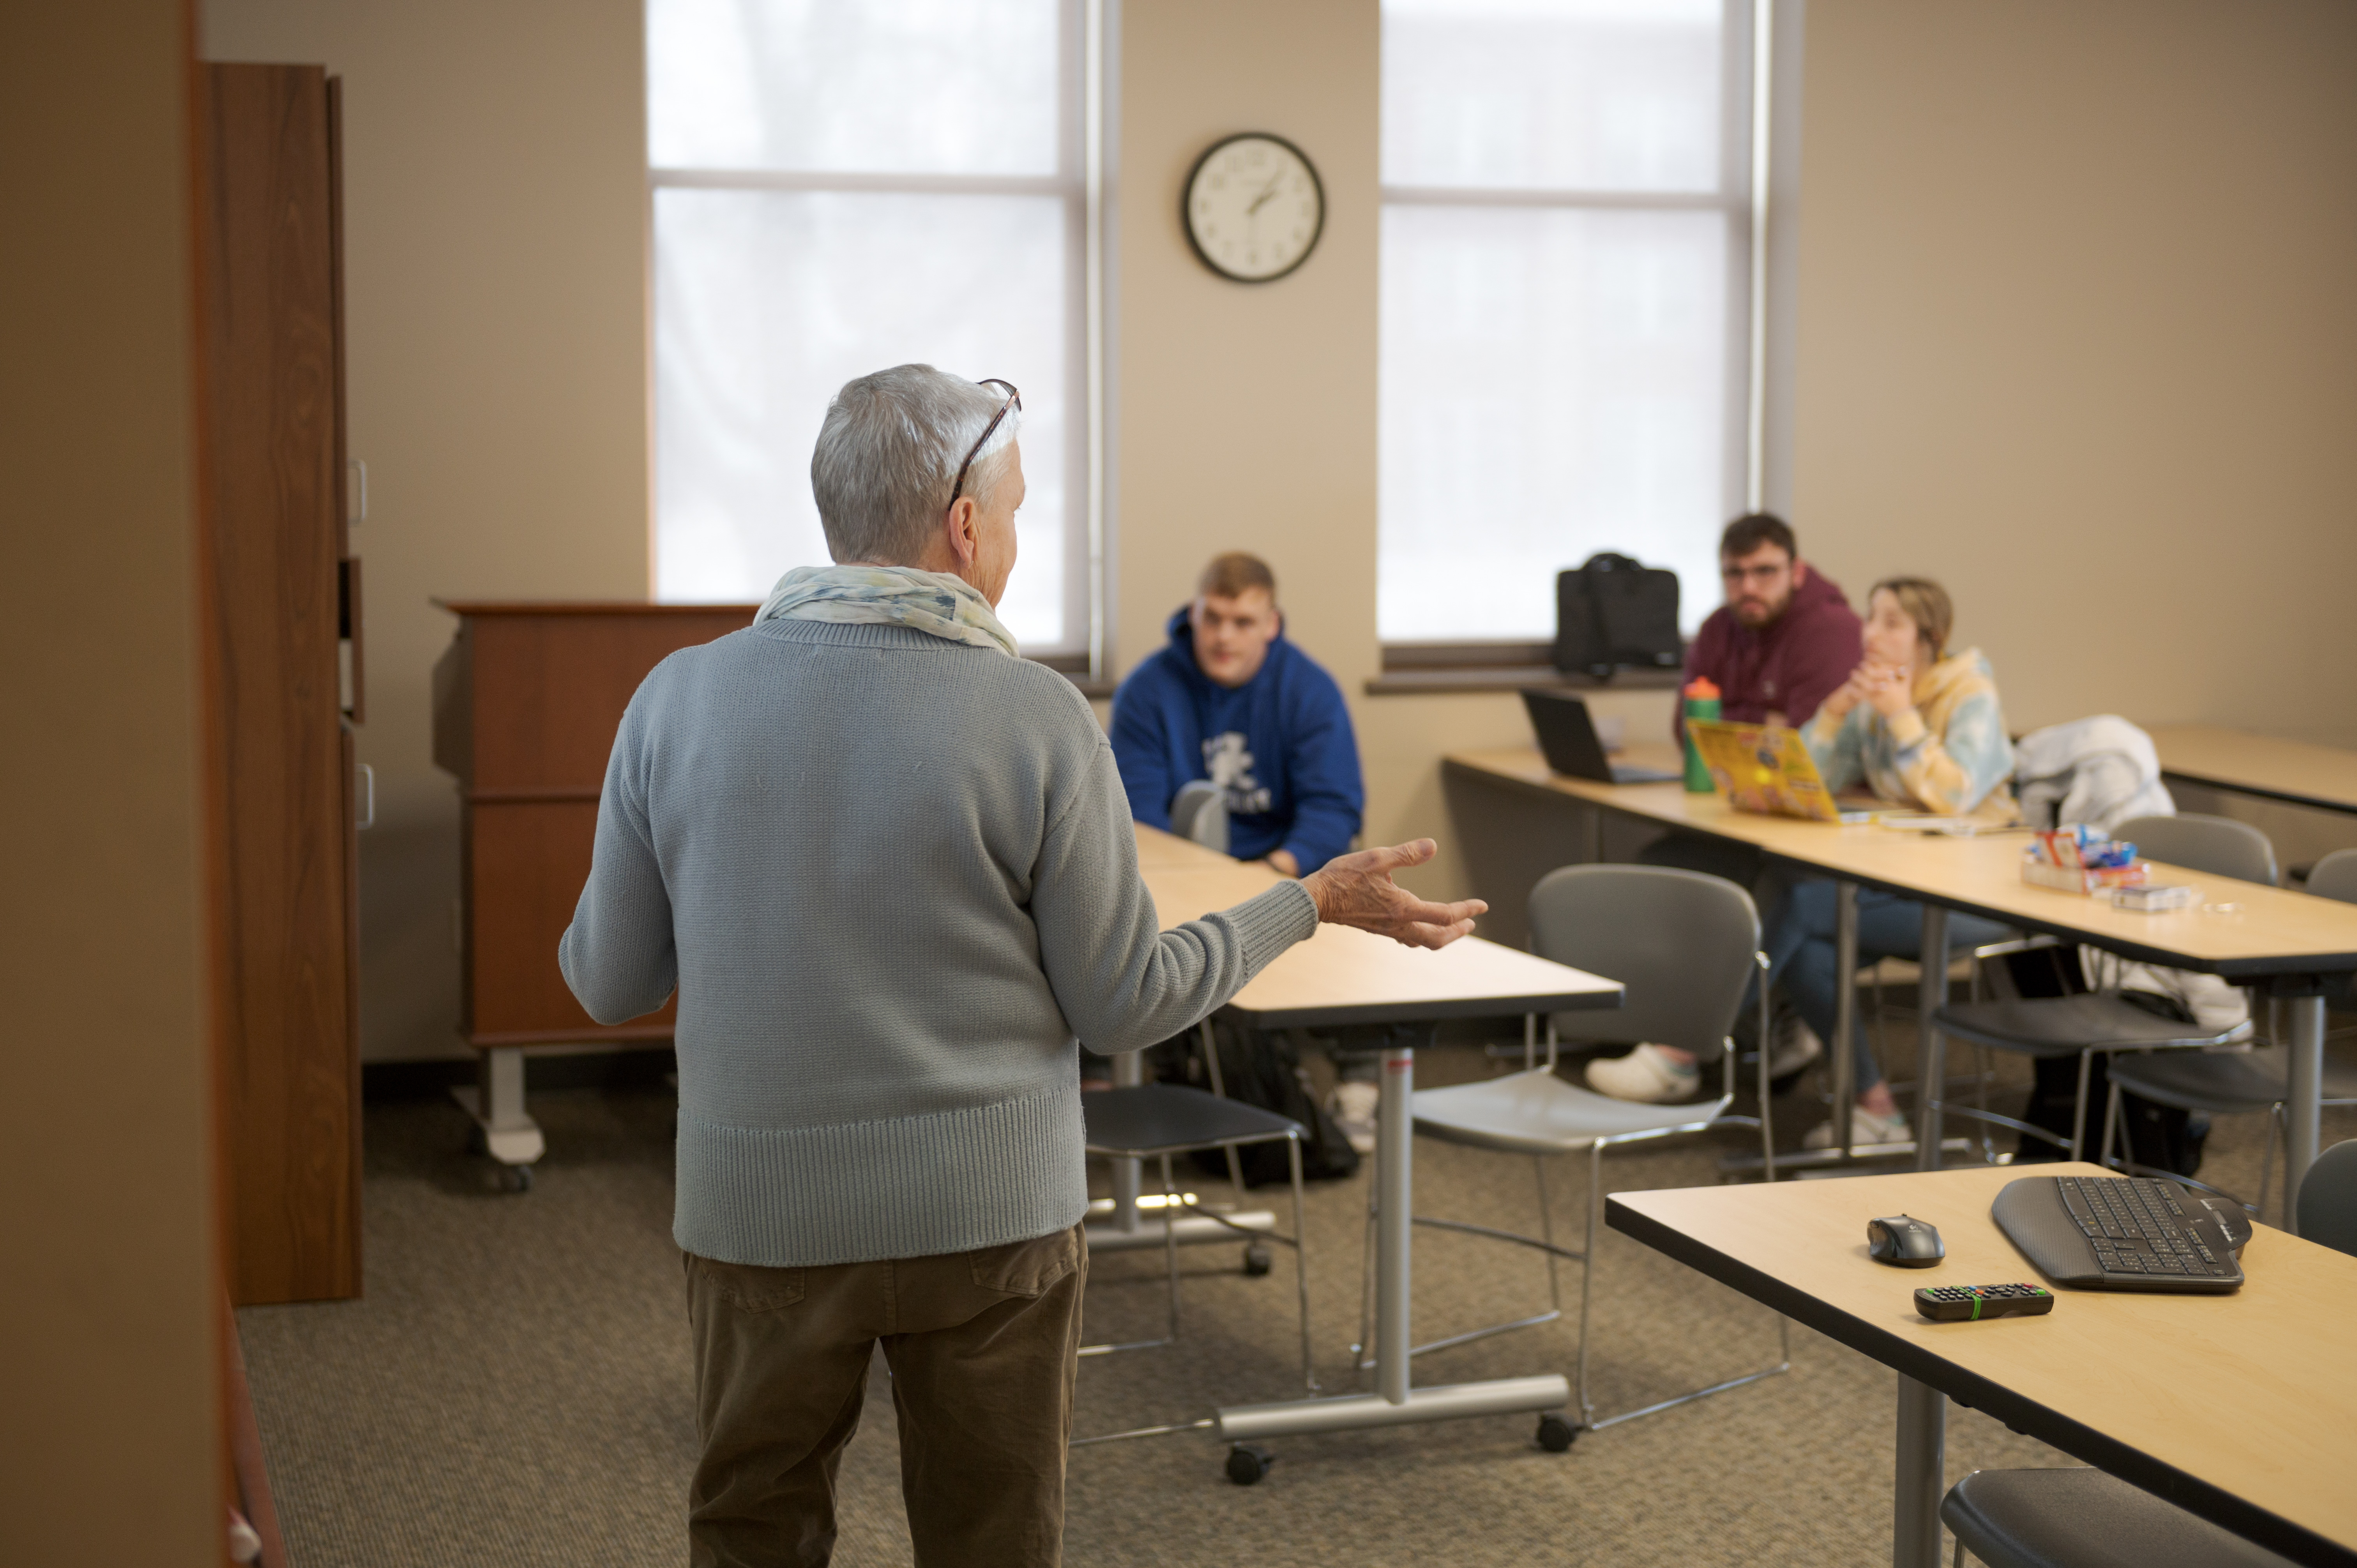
[755,564,1018,658]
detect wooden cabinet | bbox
[432,605,751,1173]
[196,64,364,1305]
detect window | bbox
[1378,0,1755,646]
[647,0,1092,653]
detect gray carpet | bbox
[239,1027,2353,1566]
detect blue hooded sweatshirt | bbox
[1109,606,1364,871]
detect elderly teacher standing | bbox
[558,363,1483,1568]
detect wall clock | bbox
[1182,132,1325,284]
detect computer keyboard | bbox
[1991,1174,2247,1294]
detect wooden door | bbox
[196,63,362,1305]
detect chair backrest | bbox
[2295,1139,2357,1259]
[1170,780,1227,853]
[2305,848,2357,905]
[2114,813,2277,886]
[1527,864,1760,1056]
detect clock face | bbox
[1183,133,1324,283]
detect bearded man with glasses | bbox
[1590,512,1864,1106]
[558,363,1482,1566]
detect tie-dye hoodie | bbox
[1802,647,2014,814]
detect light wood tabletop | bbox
[1446,747,2357,980]
[2147,724,2357,817]
[1131,824,1623,1028]
[1609,1164,2357,1568]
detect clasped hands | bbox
[1822,659,1916,724]
[1300,839,1485,951]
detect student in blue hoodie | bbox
[1111,552,1364,876]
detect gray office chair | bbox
[2305,848,2357,1013]
[2102,847,2357,1211]
[1169,780,1228,853]
[2295,1138,2357,1257]
[1393,864,1788,1441]
[1930,814,2277,1163]
[1940,1468,2294,1568]
[1072,1044,1317,1449]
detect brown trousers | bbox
[683,1223,1088,1568]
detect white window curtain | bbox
[648,0,1088,652]
[1378,0,1753,643]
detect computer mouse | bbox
[2187,1192,2253,1257]
[1868,1214,1945,1267]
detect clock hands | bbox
[1245,169,1286,217]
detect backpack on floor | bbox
[1554,553,1682,680]
[1146,1021,1360,1185]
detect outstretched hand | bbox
[1300,840,1487,951]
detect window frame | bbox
[644,0,1109,673]
[1373,0,1764,676]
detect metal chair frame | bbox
[2097,999,2357,1216]
[1353,955,1791,1434]
[1071,1024,1319,1448]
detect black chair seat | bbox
[1081,1083,1301,1158]
[1933,994,2238,1056]
[1942,1469,2292,1568]
[2107,1046,2357,1114]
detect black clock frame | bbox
[1181,131,1327,284]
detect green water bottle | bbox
[1682,677,1721,792]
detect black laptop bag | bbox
[1554,553,1682,679]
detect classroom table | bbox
[1443,747,2357,1224]
[1127,826,1627,1446]
[1609,1164,2357,1568]
[2147,724,2357,818]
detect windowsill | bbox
[1364,664,1685,696]
[1365,641,1687,696]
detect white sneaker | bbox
[1583,1044,1701,1104]
[1804,1105,1912,1150]
[1769,1013,1823,1079]
[1327,1081,1380,1155]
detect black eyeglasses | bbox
[946,379,1021,513]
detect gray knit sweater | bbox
[558,619,1320,1268]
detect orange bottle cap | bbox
[1683,677,1720,699]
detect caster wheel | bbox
[1535,1413,1579,1453]
[495,1163,535,1194]
[1242,1241,1274,1277]
[1225,1444,1274,1486]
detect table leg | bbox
[1834,883,1859,1159]
[450,1046,545,1169]
[1212,1038,1571,1442]
[2284,992,2325,1236]
[1109,1048,1144,1231]
[1376,1042,1414,1404]
[1893,1374,1947,1568]
[1914,904,1950,1172]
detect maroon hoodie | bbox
[1677,565,1861,735]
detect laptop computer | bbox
[1686,718,1870,823]
[1522,690,1680,785]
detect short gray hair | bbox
[809,364,1020,565]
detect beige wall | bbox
[0,4,223,1561]
[196,0,2357,1052]
[203,0,651,1058]
[1792,0,2357,749]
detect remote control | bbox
[1915,1284,2054,1322]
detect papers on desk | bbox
[1872,814,2027,837]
